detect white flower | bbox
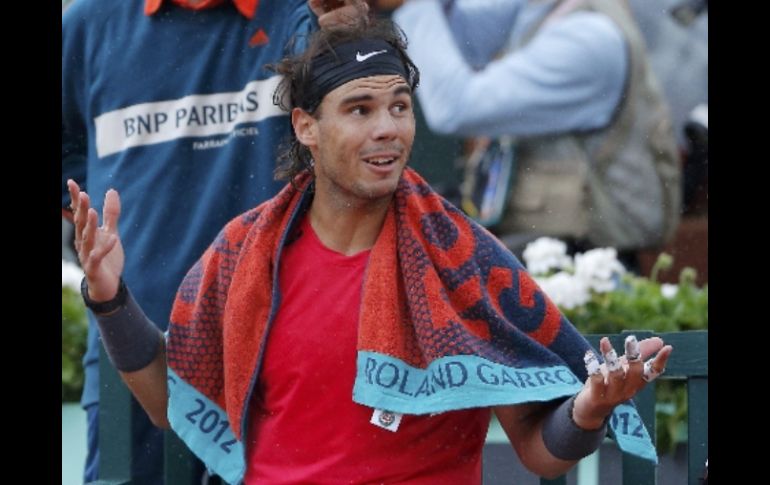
[534,272,590,310]
[574,248,625,293]
[62,259,84,291]
[523,237,573,275]
[661,284,679,299]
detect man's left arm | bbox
[494,401,580,479]
[495,336,672,478]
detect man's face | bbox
[294,74,415,205]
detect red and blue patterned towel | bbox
[165,168,657,484]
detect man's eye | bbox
[392,102,410,114]
[351,106,368,115]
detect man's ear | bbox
[292,108,317,148]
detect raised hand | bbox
[67,179,125,303]
[573,336,673,429]
[308,0,370,29]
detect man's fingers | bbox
[624,335,641,362]
[102,189,121,233]
[604,347,622,374]
[642,361,661,382]
[587,372,605,402]
[598,337,622,373]
[587,337,675,408]
[66,179,80,212]
[583,349,607,400]
[657,345,673,367]
[602,340,625,401]
[643,345,673,381]
[74,191,91,243]
[88,234,118,268]
[638,337,664,360]
[584,349,601,377]
[625,354,644,383]
[80,208,99,263]
[68,180,86,234]
[599,336,611,355]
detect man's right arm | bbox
[117,331,170,429]
[90,287,171,429]
[69,180,171,428]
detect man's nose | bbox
[370,109,398,140]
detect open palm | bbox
[67,180,125,303]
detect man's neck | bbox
[308,189,392,256]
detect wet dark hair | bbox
[269,16,420,183]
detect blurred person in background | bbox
[393,0,681,270]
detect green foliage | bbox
[62,286,88,402]
[562,255,707,453]
[562,273,708,335]
[653,380,689,452]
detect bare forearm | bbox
[119,340,170,429]
[494,404,578,479]
[91,284,170,428]
[70,182,171,428]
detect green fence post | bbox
[618,331,656,485]
[164,431,199,483]
[540,477,567,485]
[89,345,132,485]
[687,377,707,485]
[659,331,708,485]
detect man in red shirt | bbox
[68,15,672,484]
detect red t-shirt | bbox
[245,216,491,484]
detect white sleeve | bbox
[440,0,525,67]
[396,1,628,137]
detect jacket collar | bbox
[144,0,259,19]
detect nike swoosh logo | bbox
[356,50,387,62]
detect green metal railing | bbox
[541,330,708,485]
[88,329,706,485]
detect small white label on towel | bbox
[370,409,402,432]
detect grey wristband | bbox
[93,285,163,372]
[541,394,607,461]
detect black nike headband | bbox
[302,38,411,112]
